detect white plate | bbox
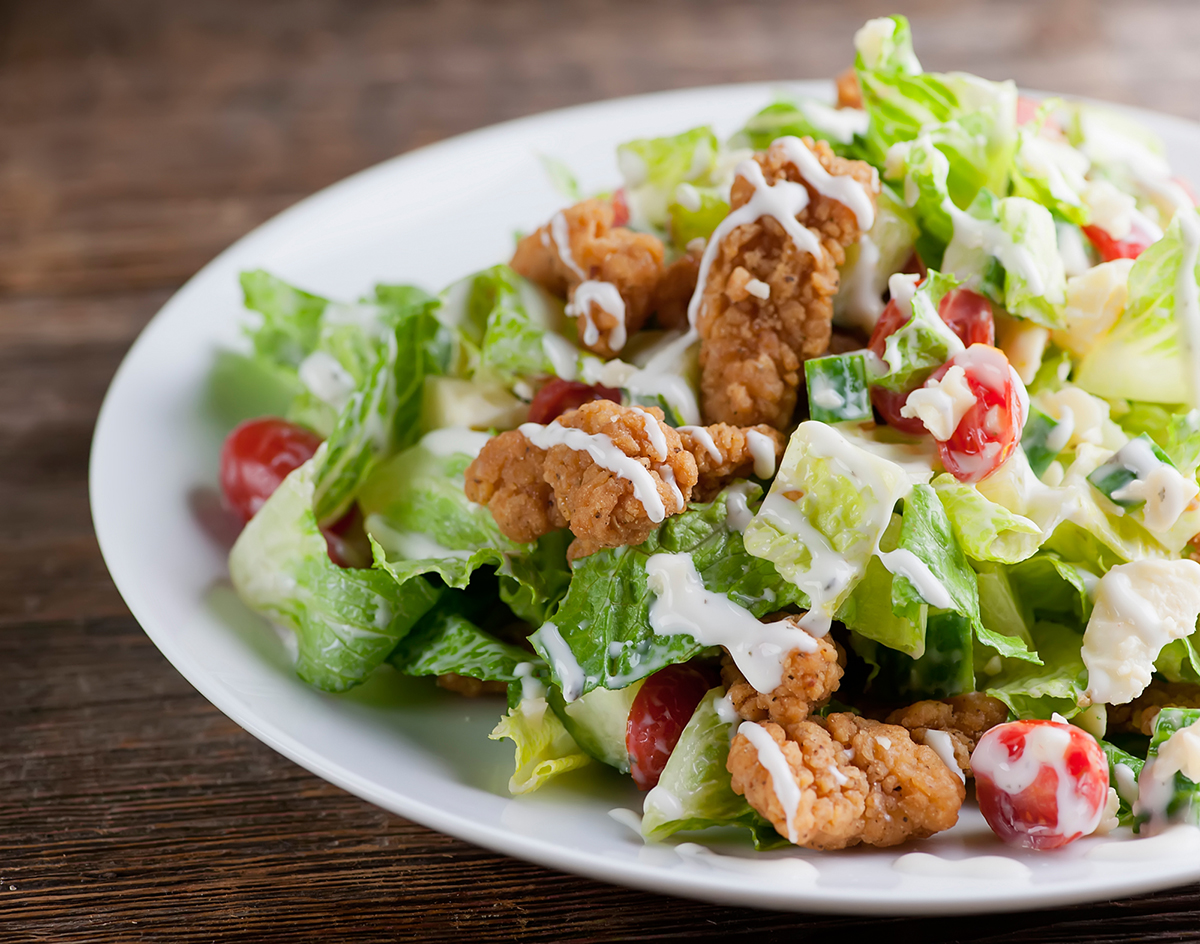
[91,81,1200,914]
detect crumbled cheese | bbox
[900,365,977,441]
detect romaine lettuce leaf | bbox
[534,485,804,698]
[489,699,591,794]
[388,596,538,683]
[738,98,867,157]
[932,473,1042,564]
[853,611,975,700]
[1076,209,1200,405]
[836,519,926,658]
[986,620,1087,719]
[616,126,722,232]
[873,270,962,392]
[641,689,784,848]
[228,455,441,692]
[240,269,329,368]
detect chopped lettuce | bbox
[986,620,1087,720]
[834,182,920,333]
[534,485,803,698]
[490,698,591,794]
[854,611,975,700]
[641,689,784,848]
[388,597,538,683]
[240,269,330,368]
[932,473,1042,564]
[738,97,867,157]
[872,270,961,392]
[1100,739,1144,827]
[229,455,441,692]
[616,126,724,234]
[1076,209,1200,405]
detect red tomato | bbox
[527,378,622,424]
[866,290,995,434]
[927,345,1027,483]
[612,188,631,228]
[626,664,717,790]
[1082,221,1157,262]
[220,417,323,523]
[972,719,1109,850]
[1016,96,1042,126]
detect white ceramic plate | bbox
[92,81,1200,914]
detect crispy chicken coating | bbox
[886,693,1010,776]
[1107,681,1200,736]
[695,137,878,428]
[678,423,786,501]
[651,245,703,331]
[510,198,665,359]
[836,67,863,110]
[728,714,964,850]
[727,720,868,850]
[436,674,508,697]
[462,429,565,543]
[721,628,844,728]
[464,400,697,559]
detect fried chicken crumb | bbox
[436,674,508,697]
[510,198,664,358]
[1107,681,1200,736]
[836,67,863,110]
[678,423,786,501]
[695,137,878,429]
[886,693,1010,776]
[721,627,844,727]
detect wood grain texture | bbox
[7,0,1200,940]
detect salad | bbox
[213,15,1200,854]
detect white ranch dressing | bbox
[375,527,472,562]
[798,99,869,144]
[643,784,684,821]
[674,181,702,213]
[923,729,964,783]
[892,852,1030,881]
[836,233,884,333]
[745,430,777,478]
[513,661,547,703]
[1082,559,1200,705]
[678,425,722,462]
[569,280,628,352]
[579,348,701,427]
[519,420,674,522]
[887,271,921,322]
[674,842,819,881]
[421,427,493,459]
[535,621,586,702]
[971,722,1104,841]
[628,406,669,460]
[723,481,757,533]
[944,200,1046,296]
[298,350,356,412]
[541,333,581,380]
[686,159,822,327]
[1044,403,1075,454]
[875,548,954,609]
[1174,209,1200,407]
[738,721,804,843]
[1135,716,1200,834]
[549,211,586,279]
[777,136,876,231]
[1108,437,1200,532]
[645,552,817,693]
[607,807,644,838]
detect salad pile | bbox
[214,15,1200,853]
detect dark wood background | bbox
[7,1,1200,940]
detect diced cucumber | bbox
[1021,407,1065,477]
[1087,433,1175,509]
[804,353,873,424]
[1136,707,1200,833]
[1099,739,1145,827]
[547,679,645,772]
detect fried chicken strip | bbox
[650,244,703,331]
[728,714,965,850]
[721,628,844,728]
[511,198,665,359]
[695,137,878,428]
[465,400,697,559]
[677,423,786,501]
[886,692,1010,777]
[835,67,863,110]
[1107,681,1200,736]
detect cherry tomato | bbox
[527,379,622,424]
[972,719,1109,850]
[1082,221,1157,262]
[612,188,631,228]
[1016,96,1041,126]
[626,663,717,791]
[323,504,372,569]
[866,290,995,434]
[220,417,322,523]
[926,344,1027,483]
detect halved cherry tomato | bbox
[612,188,631,228]
[925,344,1027,483]
[1016,96,1041,126]
[527,378,622,424]
[972,719,1109,850]
[220,417,322,523]
[866,289,996,434]
[1082,220,1158,262]
[626,663,717,791]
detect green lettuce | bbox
[932,473,1042,564]
[490,699,591,794]
[616,126,723,233]
[738,97,867,157]
[1076,209,1200,404]
[873,270,962,392]
[388,595,538,683]
[854,611,975,700]
[987,620,1087,719]
[228,455,441,692]
[533,485,803,698]
[641,689,784,848]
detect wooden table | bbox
[7,1,1200,939]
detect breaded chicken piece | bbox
[1107,681,1200,736]
[727,720,868,850]
[678,423,786,501]
[822,713,966,846]
[465,401,698,560]
[728,715,965,850]
[887,693,1010,776]
[510,198,665,359]
[463,429,565,543]
[695,138,878,428]
[721,628,844,727]
[651,245,703,331]
[836,67,863,110]
[436,673,508,697]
